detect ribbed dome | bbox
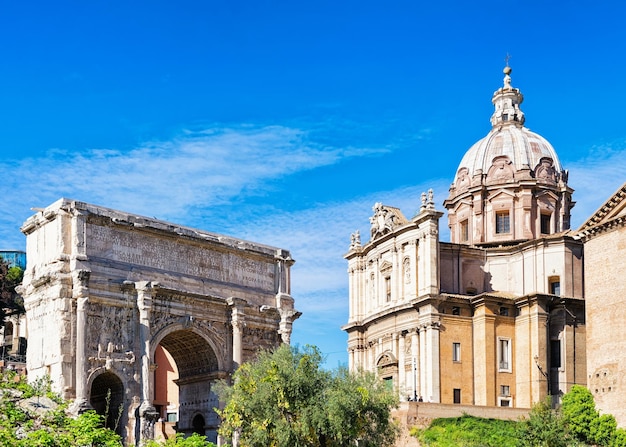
[455,126,563,181]
[454,66,563,182]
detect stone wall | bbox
[584,224,626,427]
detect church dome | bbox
[453,66,563,183]
[445,65,573,245]
[455,125,563,181]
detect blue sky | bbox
[1,1,626,367]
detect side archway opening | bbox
[90,371,125,436]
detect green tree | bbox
[0,258,24,329]
[561,385,599,444]
[216,344,399,447]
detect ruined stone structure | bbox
[578,183,626,427]
[344,66,587,409]
[19,199,299,445]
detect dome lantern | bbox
[490,66,525,128]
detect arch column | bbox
[136,281,159,441]
[70,269,92,415]
[227,297,246,369]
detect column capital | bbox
[226,297,247,308]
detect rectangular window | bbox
[496,211,510,234]
[385,276,391,302]
[550,278,561,296]
[498,338,511,372]
[551,340,561,368]
[500,399,511,407]
[453,388,461,404]
[500,385,510,396]
[499,306,509,316]
[452,306,460,316]
[541,214,551,234]
[460,220,469,242]
[453,342,461,362]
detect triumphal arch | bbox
[19,198,299,445]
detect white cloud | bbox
[0,124,389,249]
[565,141,626,229]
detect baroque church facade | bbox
[343,66,588,410]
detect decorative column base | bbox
[139,401,159,441]
[69,398,93,416]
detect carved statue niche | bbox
[486,156,515,184]
[403,258,411,284]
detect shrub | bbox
[591,413,617,447]
[516,398,579,447]
[561,385,598,444]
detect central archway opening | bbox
[153,329,221,444]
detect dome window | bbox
[460,220,469,243]
[541,214,551,234]
[496,211,510,234]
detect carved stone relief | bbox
[487,156,515,184]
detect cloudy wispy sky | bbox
[1,1,626,366]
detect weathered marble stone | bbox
[19,198,299,445]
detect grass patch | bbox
[412,414,519,447]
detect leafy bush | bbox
[592,414,618,447]
[561,385,598,444]
[0,370,123,446]
[612,428,626,447]
[516,398,579,447]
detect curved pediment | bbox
[376,351,397,367]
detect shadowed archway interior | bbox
[90,371,125,435]
[158,330,219,380]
